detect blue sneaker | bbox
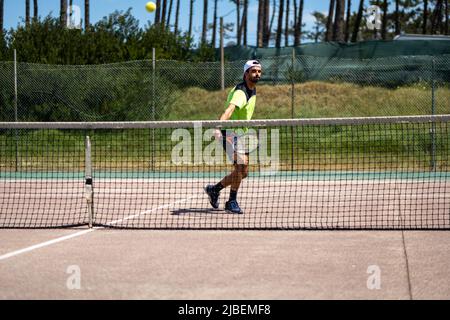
[225,200,243,214]
[204,185,220,209]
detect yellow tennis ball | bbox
[146,2,156,13]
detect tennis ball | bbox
[146,2,156,13]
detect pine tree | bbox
[60,0,67,28]
[294,0,304,45]
[351,0,364,42]
[423,0,428,34]
[26,0,30,26]
[34,0,38,21]
[276,0,285,48]
[0,0,4,32]
[188,0,194,38]
[174,0,180,34]
[381,0,388,40]
[345,0,351,42]
[333,0,345,41]
[212,0,218,47]
[326,0,336,41]
[155,0,161,25]
[201,0,208,45]
[85,0,90,31]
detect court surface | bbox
[1,172,450,299]
[2,176,449,229]
[1,228,449,299]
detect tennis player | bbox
[204,60,262,214]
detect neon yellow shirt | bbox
[224,82,257,135]
[225,82,257,120]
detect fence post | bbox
[291,48,295,172]
[220,17,225,90]
[151,48,156,172]
[152,48,156,121]
[430,58,436,172]
[13,49,19,172]
[291,48,295,119]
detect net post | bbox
[84,136,94,228]
[13,49,19,172]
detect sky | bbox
[2,0,387,46]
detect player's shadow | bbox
[171,208,223,215]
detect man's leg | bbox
[223,154,249,214]
[205,141,249,211]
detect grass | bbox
[1,123,448,172]
[165,82,450,120]
[1,81,449,173]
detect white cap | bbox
[243,60,262,75]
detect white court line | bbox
[0,229,94,261]
[0,195,199,261]
[107,196,197,225]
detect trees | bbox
[294,0,304,46]
[276,0,285,48]
[5,0,450,56]
[212,0,218,47]
[264,0,271,46]
[85,0,90,31]
[161,0,168,29]
[236,0,241,45]
[238,0,248,46]
[285,0,290,46]
[60,0,67,28]
[333,0,345,41]
[446,0,449,35]
[33,0,38,20]
[201,0,208,45]
[5,11,208,64]
[431,0,444,34]
[395,0,400,35]
[423,0,429,34]
[154,0,161,25]
[351,0,364,42]
[381,0,388,40]
[167,0,174,28]
[325,0,335,41]
[257,0,263,47]
[308,11,327,42]
[0,0,4,33]
[345,0,351,42]
[69,0,72,22]
[257,0,272,47]
[188,0,194,38]
[26,0,30,26]
[174,0,180,35]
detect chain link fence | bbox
[0,54,449,122]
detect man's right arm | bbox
[220,103,236,121]
[215,104,236,141]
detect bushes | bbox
[2,60,179,122]
[1,9,215,65]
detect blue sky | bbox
[2,0,378,46]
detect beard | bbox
[250,77,260,84]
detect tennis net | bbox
[1,115,449,229]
